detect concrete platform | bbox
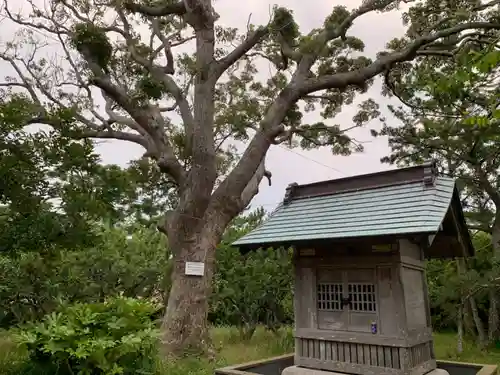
[281,365,450,375]
[215,353,496,375]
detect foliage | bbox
[0,226,167,328]
[211,246,293,339]
[13,297,160,375]
[210,208,293,338]
[374,33,500,341]
[376,44,500,234]
[122,158,179,227]
[0,97,105,253]
[0,93,180,252]
[70,23,113,72]
[0,208,294,338]
[426,232,493,332]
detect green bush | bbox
[13,297,160,375]
[210,245,293,339]
[0,225,168,328]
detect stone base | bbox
[282,366,347,375]
[281,366,449,375]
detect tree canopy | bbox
[373,32,500,343]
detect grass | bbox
[0,330,26,373]
[1,327,500,375]
[159,326,294,375]
[433,331,500,365]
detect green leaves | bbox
[210,245,293,339]
[473,49,500,73]
[14,297,160,375]
[70,23,113,72]
[211,211,294,339]
[0,225,168,328]
[271,7,299,45]
[137,75,169,100]
[380,40,500,235]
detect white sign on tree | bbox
[184,262,205,277]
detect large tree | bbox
[374,42,500,342]
[1,0,500,355]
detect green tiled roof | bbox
[233,176,456,248]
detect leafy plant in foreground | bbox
[14,297,160,375]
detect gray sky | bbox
[2,0,407,212]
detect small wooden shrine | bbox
[233,161,473,375]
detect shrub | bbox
[0,225,168,328]
[14,297,160,375]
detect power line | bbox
[158,146,349,220]
[276,144,347,176]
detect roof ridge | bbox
[282,161,439,205]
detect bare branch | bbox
[78,128,149,147]
[468,224,492,234]
[298,22,500,95]
[331,0,398,41]
[124,0,187,17]
[103,8,195,144]
[25,114,150,148]
[150,18,176,74]
[416,50,455,57]
[0,56,41,105]
[216,26,270,78]
[3,0,69,35]
[239,158,272,210]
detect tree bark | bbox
[470,294,487,347]
[457,258,486,345]
[488,216,500,343]
[488,290,499,343]
[457,299,464,354]
[463,295,476,337]
[160,211,228,356]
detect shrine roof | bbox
[233,161,473,258]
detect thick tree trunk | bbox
[161,248,214,356]
[160,211,227,357]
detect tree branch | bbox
[211,87,297,212]
[150,18,176,74]
[215,26,270,78]
[26,115,150,148]
[298,22,500,95]
[473,165,500,208]
[108,8,196,148]
[94,76,186,184]
[468,224,492,234]
[239,159,272,210]
[416,50,455,57]
[123,1,187,17]
[294,0,399,77]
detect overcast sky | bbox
[2,0,408,212]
